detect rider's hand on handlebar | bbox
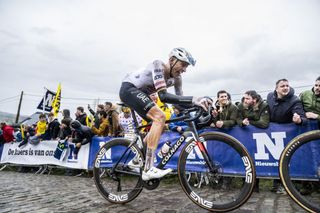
[192,97,213,111]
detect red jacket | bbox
[1,124,14,142]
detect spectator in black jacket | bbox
[46,112,60,140]
[267,78,307,125]
[58,109,73,140]
[267,78,307,194]
[75,106,88,126]
[70,120,93,158]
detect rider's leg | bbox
[141,106,173,181]
[144,105,166,172]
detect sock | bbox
[144,147,155,172]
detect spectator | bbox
[75,106,87,126]
[46,112,60,140]
[237,90,270,192]
[267,78,307,194]
[70,120,93,158]
[62,109,72,124]
[211,90,238,129]
[298,76,320,195]
[104,102,121,137]
[119,106,142,136]
[169,105,188,134]
[13,127,23,142]
[0,122,14,144]
[88,104,104,128]
[267,78,307,125]
[58,109,73,140]
[299,76,320,121]
[91,111,109,136]
[16,124,36,173]
[18,124,36,148]
[35,113,47,140]
[237,90,270,129]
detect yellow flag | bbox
[20,124,25,139]
[52,83,61,117]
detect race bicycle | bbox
[279,129,320,213]
[93,105,256,212]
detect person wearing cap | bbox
[119,47,212,181]
[119,106,142,136]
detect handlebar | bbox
[137,105,212,129]
[166,105,207,123]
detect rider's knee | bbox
[153,111,166,124]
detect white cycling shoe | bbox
[142,167,173,181]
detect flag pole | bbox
[43,87,46,114]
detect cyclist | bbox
[119,47,212,181]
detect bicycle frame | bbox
[111,106,216,175]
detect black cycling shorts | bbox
[119,82,155,121]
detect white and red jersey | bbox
[122,60,183,95]
[119,112,143,134]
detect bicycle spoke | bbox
[280,130,320,212]
[178,132,255,212]
[93,139,144,204]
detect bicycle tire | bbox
[93,138,144,204]
[279,130,320,213]
[178,131,256,212]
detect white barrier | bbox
[0,140,90,169]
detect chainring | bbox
[143,179,160,190]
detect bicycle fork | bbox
[188,121,216,173]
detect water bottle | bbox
[157,141,171,158]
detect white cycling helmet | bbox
[169,47,196,66]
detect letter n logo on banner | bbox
[253,132,286,160]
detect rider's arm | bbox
[158,88,193,104]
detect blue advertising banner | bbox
[88,121,320,179]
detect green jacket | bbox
[212,102,238,128]
[299,89,320,120]
[237,100,270,129]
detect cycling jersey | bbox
[119,60,192,120]
[122,60,183,95]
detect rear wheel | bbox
[178,132,256,212]
[93,138,144,204]
[279,130,320,212]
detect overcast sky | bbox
[0,0,319,117]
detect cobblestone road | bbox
[0,171,307,213]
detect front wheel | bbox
[93,138,144,204]
[279,130,320,213]
[178,132,256,212]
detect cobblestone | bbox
[0,171,307,213]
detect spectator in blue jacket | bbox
[169,105,188,134]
